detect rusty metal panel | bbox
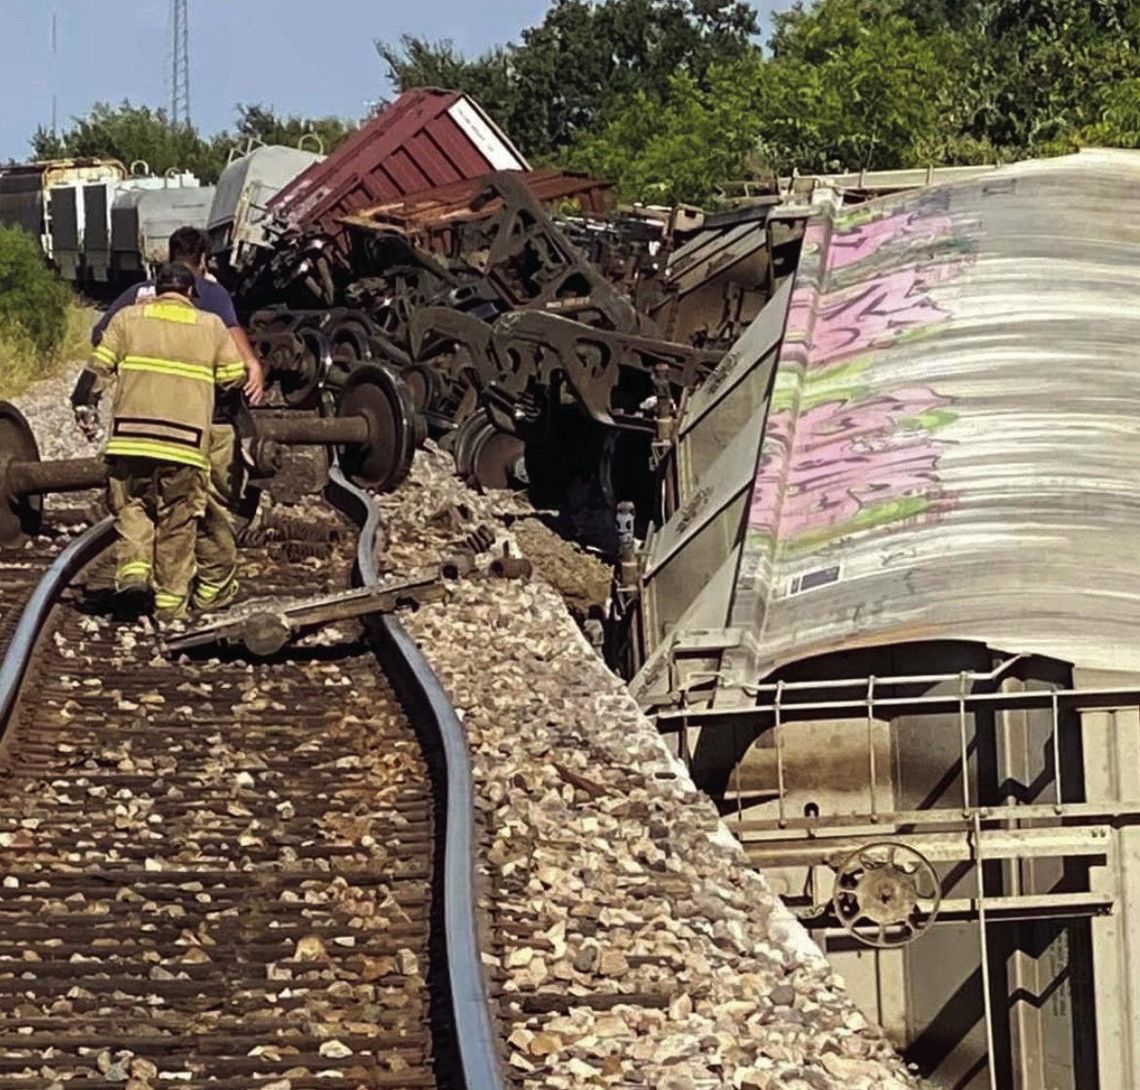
[270,89,529,241]
[341,169,614,255]
[351,168,612,224]
[725,149,1140,680]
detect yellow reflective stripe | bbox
[154,591,185,608]
[195,573,235,600]
[216,362,246,381]
[105,438,208,470]
[120,357,213,383]
[143,302,198,324]
[117,561,151,577]
[92,345,117,366]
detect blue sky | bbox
[0,0,790,163]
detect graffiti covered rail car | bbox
[629,148,1140,1090]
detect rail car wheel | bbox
[0,403,42,544]
[326,316,375,392]
[831,840,941,948]
[277,328,328,409]
[454,410,527,491]
[337,365,418,493]
[400,362,442,415]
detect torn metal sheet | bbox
[269,89,529,245]
[340,168,614,249]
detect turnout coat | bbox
[84,293,246,470]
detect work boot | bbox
[114,582,152,622]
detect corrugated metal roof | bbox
[269,89,529,241]
[728,148,1140,677]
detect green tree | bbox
[1059,77,1140,149]
[31,102,224,181]
[567,57,768,204]
[31,102,357,184]
[0,226,71,358]
[379,0,759,158]
[940,0,1140,155]
[760,0,967,172]
[375,37,518,138]
[568,0,972,200]
[228,104,356,157]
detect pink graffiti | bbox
[827,212,954,270]
[786,263,963,365]
[750,389,953,543]
[746,204,973,550]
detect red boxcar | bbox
[269,88,530,243]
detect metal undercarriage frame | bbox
[650,655,1140,1089]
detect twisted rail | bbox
[0,475,504,1090]
[339,467,507,1090]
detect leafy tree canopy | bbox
[379,0,759,157]
[568,0,1140,202]
[31,0,1140,207]
[31,103,355,184]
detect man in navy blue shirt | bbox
[90,227,265,612]
[92,227,264,401]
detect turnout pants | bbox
[106,456,207,619]
[195,424,240,608]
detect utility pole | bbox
[171,0,190,128]
[50,9,58,137]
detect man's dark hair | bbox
[155,261,197,297]
[168,226,210,265]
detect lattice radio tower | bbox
[170,0,191,127]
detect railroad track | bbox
[0,468,503,1089]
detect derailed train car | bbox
[222,139,1140,1087]
[624,149,1140,1089]
[0,88,528,297]
[10,87,1138,1087]
[0,158,212,290]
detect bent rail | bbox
[0,517,115,730]
[329,466,506,1090]
[1,476,504,1090]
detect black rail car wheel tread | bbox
[338,364,418,493]
[453,410,526,492]
[0,402,43,546]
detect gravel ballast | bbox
[11,363,94,462]
[8,354,923,1087]
[379,446,921,1090]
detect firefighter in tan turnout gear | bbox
[70,262,247,620]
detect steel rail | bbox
[0,517,114,731]
[1,474,503,1090]
[329,466,505,1090]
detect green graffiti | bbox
[901,408,958,432]
[769,356,874,414]
[784,494,933,555]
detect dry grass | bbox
[0,304,96,400]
